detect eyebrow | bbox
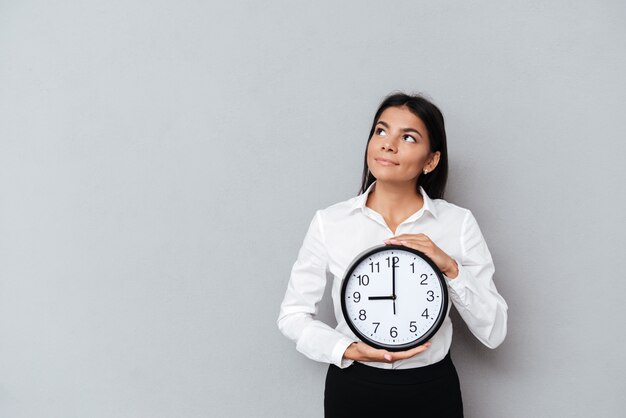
[376,120,424,138]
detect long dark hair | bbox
[359,91,449,199]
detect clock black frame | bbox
[340,244,449,352]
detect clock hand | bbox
[392,260,396,296]
[392,259,397,315]
[368,295,395,300]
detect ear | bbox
[425,151,441,172]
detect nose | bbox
[381,135,398,152]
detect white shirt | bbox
[277,181,508,369]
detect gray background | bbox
[1,1,625,417]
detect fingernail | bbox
[384,354,392,361]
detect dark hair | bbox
[359,91,449,199]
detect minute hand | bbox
[392,262,397,315]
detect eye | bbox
[403,134,417,143]
[375,127,386,136]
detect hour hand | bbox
[368,295,395,300]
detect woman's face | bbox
[366,105,440,185]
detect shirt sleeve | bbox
[277,210,356,368]
[444,209,508,348]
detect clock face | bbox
[341,244,448,352]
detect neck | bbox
[366,180,424,222]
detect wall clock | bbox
[341,244,448,352]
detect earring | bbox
[423,170,428,174]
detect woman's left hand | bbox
[384,234,459,279]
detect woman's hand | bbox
[384,234,459,279]
[343,341,432,363]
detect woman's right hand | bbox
[343,341,432,363]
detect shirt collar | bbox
[350,181,439,220]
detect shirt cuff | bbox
[332,337,356,369]
[444,260,469,303]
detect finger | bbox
[387,233,430,242]
[390,342,432,361]
[358,343,394,363]
[385,238,429,248]
[386,237,432,247]
[393,342,431,359]
[398,240,432,252]
[369,348,393,363]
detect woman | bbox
[277,92,508,417]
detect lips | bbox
[375,157,399,166]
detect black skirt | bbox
[324,352,463,417]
